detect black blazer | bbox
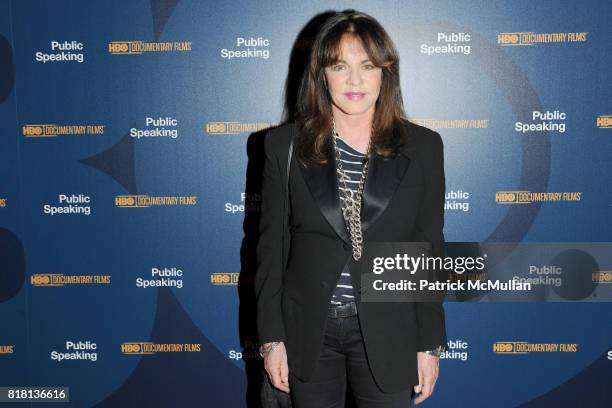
[255,119,448,393]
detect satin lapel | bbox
[298,137,351,245]
[361,124,415,232]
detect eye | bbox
[330,64,345,71]
[363,64,375,70]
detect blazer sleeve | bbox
[254,130,286,344]
[412,130,448,351]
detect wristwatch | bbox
[424,344,448,357]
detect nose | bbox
[346,66,363,86]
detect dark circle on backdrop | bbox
[0,34,15,103]
[0,228,26,302]
[551,249,598,301]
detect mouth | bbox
[344,92,366,101]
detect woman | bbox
[255,9,448,408]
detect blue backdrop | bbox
[1,0,611,407]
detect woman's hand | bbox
[413,351,439,404]
[263,342,290,393]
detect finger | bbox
[414,377,434,404]
[427,366,438,393]
[429,375,437,393]
[419,364,424,386]
[264,358,278,379]
[269,360,281,385]
[277,382,290,393]
[273,372,290,393]
[270,362,290,393]
[413,386,429,404]
[273,376,290,394]
[414,363,424,394]
[280,361,290,388]
[421,379,433,399]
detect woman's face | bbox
[324,34,383,118]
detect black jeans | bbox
[289,312,414,408]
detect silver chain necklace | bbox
[331,118,373,261]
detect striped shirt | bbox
[331,137,367,305]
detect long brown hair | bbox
[296,9,407,165]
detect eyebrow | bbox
[335,59,372,64]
